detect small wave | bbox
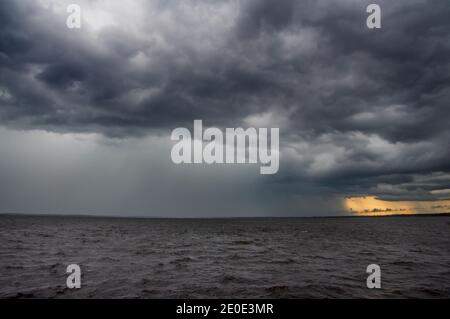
[169,256,195,264]
[265,285,290,294]
[270,258,297,264]
[390,261,416,267]
[4,265,23,270]
[10,292,35,299]
[230,240,254,245]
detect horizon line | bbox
[1,212,449,220]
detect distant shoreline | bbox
[0,212,449,220]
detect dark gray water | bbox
[0,215,449,298]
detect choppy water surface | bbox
[0,215,449,298]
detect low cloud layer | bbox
[1,0,450,216]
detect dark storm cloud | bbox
[1,0,450,209]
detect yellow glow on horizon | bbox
[345,196,450,216]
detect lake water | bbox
[0,215,449,298]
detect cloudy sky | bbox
[1,0,450,217]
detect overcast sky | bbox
[0,0,450,217]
